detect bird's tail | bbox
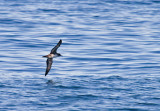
[43,55,47,58]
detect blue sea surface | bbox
[0,0,160,110]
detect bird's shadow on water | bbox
[46,79,61,86]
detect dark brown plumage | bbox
[43,39,62,76]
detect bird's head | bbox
[57,53,62,56]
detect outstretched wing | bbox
[50,39,62,54]
[45,58,53,76]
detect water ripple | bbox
[1,0,160,110]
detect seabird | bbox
[43,39,62,76]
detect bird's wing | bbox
[50,39,62,54]
[45,58,53,76]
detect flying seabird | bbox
[43,39,62,76]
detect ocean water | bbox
[0,0,160,110]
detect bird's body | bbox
[43,39,62,76]
[43,54,54,58]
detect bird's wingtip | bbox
[45,72,48,76]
